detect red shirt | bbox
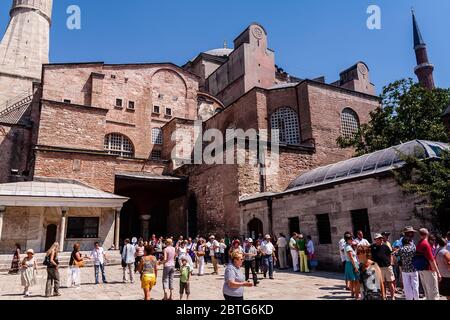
[416,239,434,270]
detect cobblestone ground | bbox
[0,264,439,300]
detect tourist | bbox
[138,245,158,301]
[179,257,192,300]
[121,238,136,284]
[261,235,276,279]
[428,234,438,257]
[44,242,61,297]
[176,240,187,271]
[20,249,37,297]
[68,243,84,288]
[297,234,309,273]
[289,233,299,272]
[132,237,138,247]
[357,245,386,300]
[218,239,227,265]
[344,235,360,299]
[255,240,262,274]
[371,233,395,300]
[229,239,244,256]
[135,239,145,273]
[223,251,253,300]
[435,235,450,300]
[89,242,108,284]
[176,235,184,248]
[187,237,197,265]
[415,228,441,300]
[393,237,419,300]
[8,243,21,275]
[207,235,220,275]
[382,232,393,251]
[339,232,352,290]
[276,233,287,270]
[224,234,231,264]
[306,235,315,270]
[355,231,371,246]
[150,234,157,248]
[162,238,176,300]
[243,238,258,286]
[196,238,206,276]
[155,237,164,261]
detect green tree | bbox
[338,78,449,155]
[338,78,450,232]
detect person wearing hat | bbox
[393,237,419,300]
[260,235,276,279]
[243,238,259,286]
[415,228,441,300]
[371,233,396,300]
[21,249,37,297]
[207,235,220,275]
[382,232,392,251]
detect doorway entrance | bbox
[248,218,263,240]
[45,224,57,251]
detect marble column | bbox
[0,206,5,241]
[59,208,68,252]
[140,215,151,240]
[114,208,121,249]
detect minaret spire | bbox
[412,9,435,90]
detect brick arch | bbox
[151,68,188,97]
[104,132,135,158]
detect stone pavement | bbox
[0,263,441,300]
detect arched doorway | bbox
[188,194,198,238]
[45,224,57,251]
[248,218,263,240]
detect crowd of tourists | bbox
[5,228,449,301]
[338,227,450,300]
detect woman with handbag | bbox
[196,238,206,276]
[69,243,84,288]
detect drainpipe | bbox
[267,197,274,236]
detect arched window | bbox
[341,108,360,138]
[152,127,163,145]
[104,133,134,158]
[270,107,300,145]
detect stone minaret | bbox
[412,9,435,90]
[0,0,53,110]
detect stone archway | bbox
[248,218,263,240]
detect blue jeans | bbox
[94,263,107,284]
[262,255,274,278]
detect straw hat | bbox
[26,249,34,255]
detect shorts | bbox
[141,273,156,290]
[380,266,395,282]
[180,282,190,295]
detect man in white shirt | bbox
[276,233,288,270]
[261,235,276,279]
[207,235,220,275]
[355,230,371,246]
[121,238,136,283]
[289,233,299,272]
[90,242,108,284]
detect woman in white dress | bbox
[21,249,38,297]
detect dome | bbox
[286,140,449,192]
[203,48,234,57]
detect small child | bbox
[179,257,191,300]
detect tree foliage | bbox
[338,78,449,155]
[337,78,450,232]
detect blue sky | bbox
[0,0,449,93]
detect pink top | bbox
[164,246,176,267]
[136,245,145,257]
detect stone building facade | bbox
[0,2,446,258]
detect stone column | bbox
[140,215,151,240]
[0,206,5,241]
[59,208,68,252]
[114,208,121,249]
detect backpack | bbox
[412,254,429,271]
[43,255,51,266]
